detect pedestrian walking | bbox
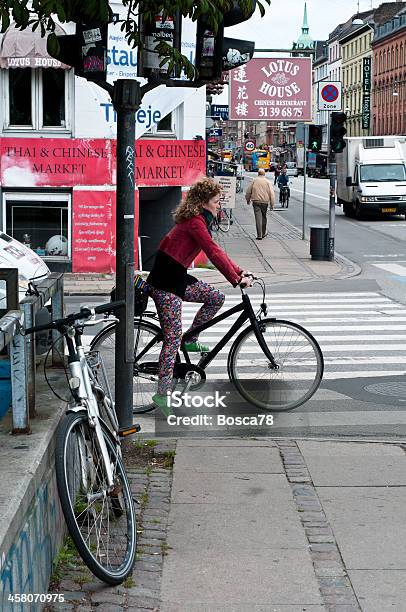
[245,168,275,240]
[147,176,253,415]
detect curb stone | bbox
[276,440,361,611]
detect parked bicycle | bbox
[212,207,233,233]
[91,276,324,414]
[24,301,138,585]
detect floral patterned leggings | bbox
[149,281,225,394]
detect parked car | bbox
[285,162,298,177]
[0,232,51,353]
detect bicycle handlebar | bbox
[24,300,125,335]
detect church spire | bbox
[292,1,314,57]
[302,2,309,33]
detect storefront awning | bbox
[0,23,69,69]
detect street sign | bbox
[229,57,312,122]
[244,140,255,152]
[211,104,229,120]
[318,81,342,111]
[209,128,223,137]
[362,58,371,130]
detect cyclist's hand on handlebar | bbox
[239,271,254,288]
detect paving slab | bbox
[298,441,406,486]
[347,569,406,612]
[161,547,323,607]
[173,444,283,474]
[316,487,406,570]
[166,501,307,551]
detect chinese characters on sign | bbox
[362,57,371,130]
[229,58,312,122]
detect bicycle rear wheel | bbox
[228,319,323,411]
[55,411,136,584]
[90,320,163,414]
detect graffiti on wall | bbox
[0,469,65,611]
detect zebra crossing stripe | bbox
[82,291,406,384]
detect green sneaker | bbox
[151,393,173,418]
[184,341,210,353]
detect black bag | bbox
[110,274,149,316]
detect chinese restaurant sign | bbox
[0,139,206,187]
[229,57,312,122]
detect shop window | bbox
[3,193,71,260]
[5,68,70,131]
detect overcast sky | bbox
[214,0,399,103]
[227,0,397,49]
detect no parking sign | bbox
[318,81,342,111]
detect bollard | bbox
[21,298,37,418]
[51,277,64,367]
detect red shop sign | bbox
[0,138,206,188]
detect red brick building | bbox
[372,9,406,135]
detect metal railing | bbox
[0,272,64,434]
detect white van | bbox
[337,136,406,219]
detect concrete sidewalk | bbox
[40,436,406,610]
[62,190,360,296]
[159,438,406,611]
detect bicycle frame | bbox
[135,290,278,370]
[65,328,116,488]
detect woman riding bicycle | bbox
[147,176,252,414]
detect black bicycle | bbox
[91,277,324,413]
[279,185,290,208]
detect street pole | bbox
[112,79,141,429]
[302,124,308,240]
[328,149,336,262]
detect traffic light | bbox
[308,125,322,152]
[330,112,347,153]
[47,22,108,81]
[137,11,182,78]
[195,1,256,82]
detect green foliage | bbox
[0,0,271,79]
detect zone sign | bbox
[318,81,342,111]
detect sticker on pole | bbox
[318,81,342,111]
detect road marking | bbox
[372,263,406,276]
[364,254,406,258]
[290,187,329,201]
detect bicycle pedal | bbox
[118,424,141,437]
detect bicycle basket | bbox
[110,274,149,316]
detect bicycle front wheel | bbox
[228,319,323,411]
[55,411,136,584]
